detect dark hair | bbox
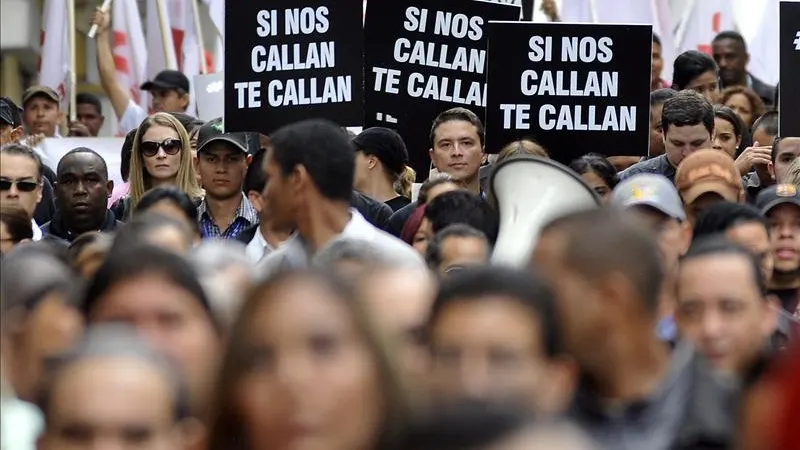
[672,50,718,91]
[0,97,23,127]
[425,191,499,245]
[752,111,779,138]
[720,86,766,126]
[67,231,103,261]
[243,148,267,195]
[693,202,768,239]
[0,143,44,180]
[57,147,109,180]
[135,185,199,224]
[652,33,661,47]
[0,205,34,244]
[713,105,745,139]
[110,213,195,254]
[680,235,766,296]
[430,107,485,148]
[430,266,561,357]
[651,88,678,107]
[542,208,663,313]
[75,93,102,115]
[166,112,203,133]
[569,153,619,190]
[661,90,715,135]
[418,173,455,205]
[83,243,215,324]
[1,245,76,314]
[120,128,137,182]
[712,30,747,50]
[425,224,489,270]
[269,119,354,202]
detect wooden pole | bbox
[155,0,178,70]
[66,0,77,121]
[190,0,208,74]
[88,0,113,39]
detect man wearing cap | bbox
[675,149,744,224]
[90,9,191,134]
[756,184,800,314]
[0,97,24,145]
[195,118,258,240]
[20,86,92,139]
[611,173,693,342]
[353,127,412,212]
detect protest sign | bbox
[364,0,520,179]
[194,73,225,122]
[40,138,125,187]
[485,22,652,164]
[224,0,364,135]
[779,1,800,136]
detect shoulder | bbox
[620,155,665,179]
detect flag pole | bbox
[190,0,208,74]
[155,0,178,70]
[88,0,113,39]
[66,0,77,122]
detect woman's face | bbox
[687,70,720,104]
[141,125,182,184]
[724,93,754,126]
[712,117,741,158]
[413,218,433,255]
[234,277,384,450]
[580,171,612,204]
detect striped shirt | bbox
[197,194,259,240]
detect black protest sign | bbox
[364,0,520,179]
[780,1,800,136]
[224,0,364,135]
[485,22,652,164]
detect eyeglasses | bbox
[140,138,182,157]
[0,178,39,192]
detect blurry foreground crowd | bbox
[0,22,799,450]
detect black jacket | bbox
[749,74,777,108]
[236,223,259,245]
[41,210,122,244]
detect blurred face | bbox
[412,218,433,255]
[149,89,188,113]
[39,358,183,450]
[88,274,220,414]
[145,200,194,233]
[663,124,712,166]
[725,222,774,284]
[712,117,740,158]
[752,128,776,150]
[353,151,372,192]
[436,235,489,274]
[141,125,182,183]
[429,120,483,186]
[649,102,666,157]
[724,93,754,126]
[429,297,554,411]
[424,181,459,204]
[262,149,297,230]
[580,171,611,203]
[234,277,384,450]
[55,153,113,234]
[0,123,24,145]
[0,153,43,218]
[685,193,728,226]
[631,206,689,274]
[76,103,104,137]
[143,225,193,255]
[766,204,800,273]
[651,41,663,86]
[774,138,800,184]
[686,70,720,104]
[22,96,61,137]
[196,143,249,200]
[676,254,774,374]
[712,38,748,86]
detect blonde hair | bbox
[496,139,549,164]
[786,157,800,187]
[395,165,416,199]
[128,112,203,210]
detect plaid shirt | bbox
[198,194,259,240]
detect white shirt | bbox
[31,220,42,241]
[245,228,275,263]
[1,397,43,450]
[118,100,149,135]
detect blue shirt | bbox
[197,194,259,240]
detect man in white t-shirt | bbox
[90,9,192,134]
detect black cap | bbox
[352,127,409,175]
[0,101,14,126]
[196,118,249,154]
[21,85,60,106]
[140,70,191,92]
[756,184,800,215]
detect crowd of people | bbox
[0,5,798,450]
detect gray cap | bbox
[611,174,686,221]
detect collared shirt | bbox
[31,220,42,241]
[198,194,259,240]
[619,154,676,183]
[245,227,276,263]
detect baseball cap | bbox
[611,173,686,221]
[21,86,59,106]
[140,70,191,92]
[756,184,800,215]
[675,150,741,205]
[352,127,409,175]
[196,117,249,154]
[0,101,14,126]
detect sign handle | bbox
[88,0,113,39]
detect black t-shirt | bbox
[385,196,411,212]
[770,288,799,313]
[350,191,393,229]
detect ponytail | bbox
[395,165,416,199]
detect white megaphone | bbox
[488,156,601,267]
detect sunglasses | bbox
[141,138,182,157]
[0,178,39,192]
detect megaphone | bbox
[488,156,601,267]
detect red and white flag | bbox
[39,0,70,111]
[202,0,225,71]
[112,0,148,110]
[677,0,735,55]
[746,0,780,85]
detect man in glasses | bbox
[0,144,46,241]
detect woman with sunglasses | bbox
[113,113,203,220]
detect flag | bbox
[39,0,70,112]
[746,0,780,85]
[146,0,178,76]
[202,0,224,71]
[112,0,148,110]
[677,0,735,55]
[176,0,200,116]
